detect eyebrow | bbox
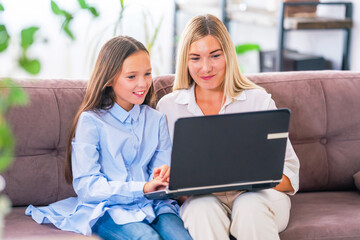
[124,68,152,74]
[189,49,223,56]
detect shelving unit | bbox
[173,1,353,72]
[276,2,353,71]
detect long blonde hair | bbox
[174,14,262,97]
[64,36,155,183]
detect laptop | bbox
[145,108,290,200]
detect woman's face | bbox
[110,50,152,111]
[188,35,226,92]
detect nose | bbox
[137,76,148,88]
[201,58,213,73]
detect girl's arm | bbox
[72,112,147,204]
[147,115,172,181]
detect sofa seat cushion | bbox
[354,171,360,191]
[4,207,99,240]
[280,191,360,240]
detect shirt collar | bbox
[174,84,247,110]
[109,103,140,123]
[174,84,202,115]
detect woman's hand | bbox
[153,164,170,183]
[274,174,294,192]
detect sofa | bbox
[2,70,360,240]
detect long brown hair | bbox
[64,36,156,183]
[174,14,262,97]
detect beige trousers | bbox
[180,189,291,240]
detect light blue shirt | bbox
[26,103,179,236]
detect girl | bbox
[157,14,300,240]
[26,36,192,240]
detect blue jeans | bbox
[92,212,192,240]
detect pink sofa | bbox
[2,70,360,239]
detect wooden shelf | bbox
[284,17,353,30]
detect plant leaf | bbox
[235,43,261,55]
[77,0,99,17]
[8,88,28,106]
[19,58,41,75]
[120,0,124,9]
[78,0,87,9]
[0,24,10,53]
[150,16,163,50]
[63,21,75,40]
[0,121,14,173]
[0,3,4,11]
[21,26,39,50]
[88,7,99,17]
[51,0,63,15]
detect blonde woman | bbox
[157,14,299,240]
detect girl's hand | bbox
[143,178,168,193]
[153,164,170,183]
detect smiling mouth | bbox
[133,91,146,97]
[200,75,215,80]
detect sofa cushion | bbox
[354,171,360,191]
[3,79,87,206]
[4,207,98,239]
[279,191,360,240]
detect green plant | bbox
[235,43,261,55]
[51,0,99,40]
[0,3,41,75]
[0,79,28,172]
[87,1,164,75]
[235,43,261,73]
[0,0,99,174]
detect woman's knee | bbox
[180,194,224,217]
[232,192,270,219]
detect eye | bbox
[128,75,135,79]
[145,72,151,76]
[190,57,200,61]
[212,54,221,58]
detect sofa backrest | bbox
[3,71,360,207]
[3,80,86,206]
[154,71,360,192]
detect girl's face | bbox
[188,35,226,92]
[110,50,152,111]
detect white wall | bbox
[0,0,174,79]
[0,0,359,80]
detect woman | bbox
[157,14,300,240]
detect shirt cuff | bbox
[131,181,147,197]
[283,166,298,196]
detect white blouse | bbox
[157,84,300,195]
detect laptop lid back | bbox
[168,109,290,190]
